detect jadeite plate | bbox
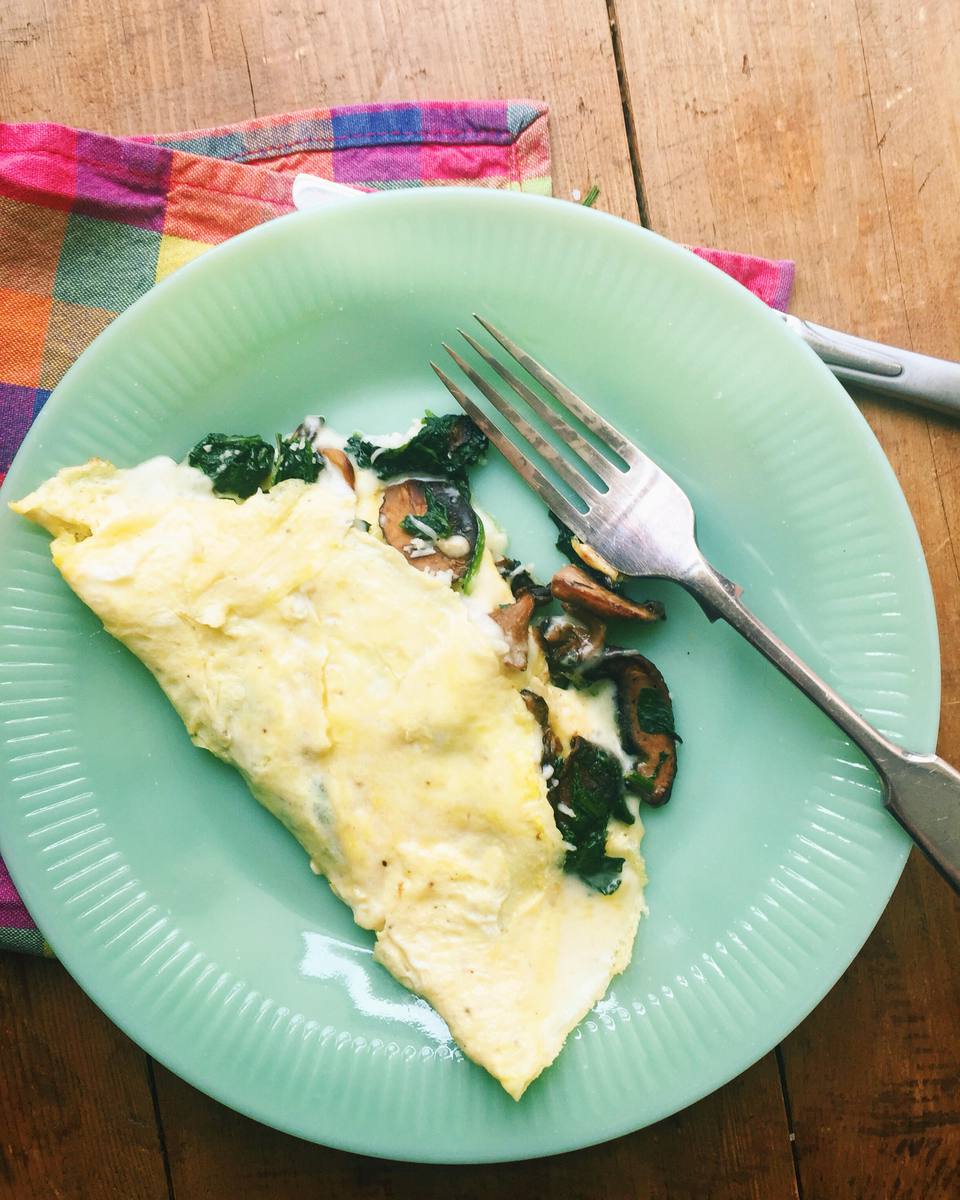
[0,191,939,1163]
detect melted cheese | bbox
[12,456,645,1099]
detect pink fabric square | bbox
[692,246,795,312]
[0,123,78,211]
[421,142,515,183]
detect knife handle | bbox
[782,314,960,419]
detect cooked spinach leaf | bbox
[497,558,553,606]
[625,750,674,801]
[624,769,654,796]
[459,510,485,593]
[573,835,625,894]
[634,687,680,740]
[345,412,487,480]
[400,487,454,539]
[188,433,275,498]
[272,432,325,485]
[553,737,633,895]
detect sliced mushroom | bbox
[321,448,356,488]
[585,649,678,805]
[535,613,607,686]
[568,536,623,585]
[553,515,622,587]
[491,593,536,669]
[519,688,563,770]
[551,565,665,623]
[378,479,479,581]
[496,558,553,607]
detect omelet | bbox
[12,450,646,1099]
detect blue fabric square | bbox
[331,104,423,147]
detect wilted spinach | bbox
[272,432,325,485]
[552,737,634,895]
[634,688,680,740]
[345,412,487,480]
[400,487,455,539]
[188,434,275,498]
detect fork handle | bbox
[689,563,960,892]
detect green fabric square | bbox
[53,213,160,311]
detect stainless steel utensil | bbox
[780,313,960,418]
[433,316,960,893]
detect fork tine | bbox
[430,363,592,538]
[442,344,600,500]
[473,315,638,463]
[457,329,620,486]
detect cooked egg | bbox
[12,454,646,1099]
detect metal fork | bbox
[432,315,960,894]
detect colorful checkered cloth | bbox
[0,101,794,954]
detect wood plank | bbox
[0,955,170,1200]
[0,0,797,1193]
[855,0,960,744]
[0,0,639,222]
[783,852,960,1199]
[235,0,640,221]
[154,1055,798,1200]
[613,1,960,1196]
[785,1,960,1193]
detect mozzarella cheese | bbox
[12,454,646,1099]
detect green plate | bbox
[0,191,938,1163]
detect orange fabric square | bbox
[255,148,335,178]
[0,288,51,387]
[0,197,68,294]
[163,153,293,244]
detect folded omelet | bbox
[12,453,645,1098]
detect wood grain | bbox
[784,852,960,1198]
[5,0,954,1196]
[0,956,169,1200]
[0,0,639,222]
[613,1,960,1196]
[153,1055,798,1200]
[786,1,960,1193]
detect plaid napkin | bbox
[0,102,794,954]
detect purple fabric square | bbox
[334,143,424,184]
[75,131,172,231]
[0,382,42,474]
[420,101,510,145]
[0,855,34,929]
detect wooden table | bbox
[2,2,959,1196]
